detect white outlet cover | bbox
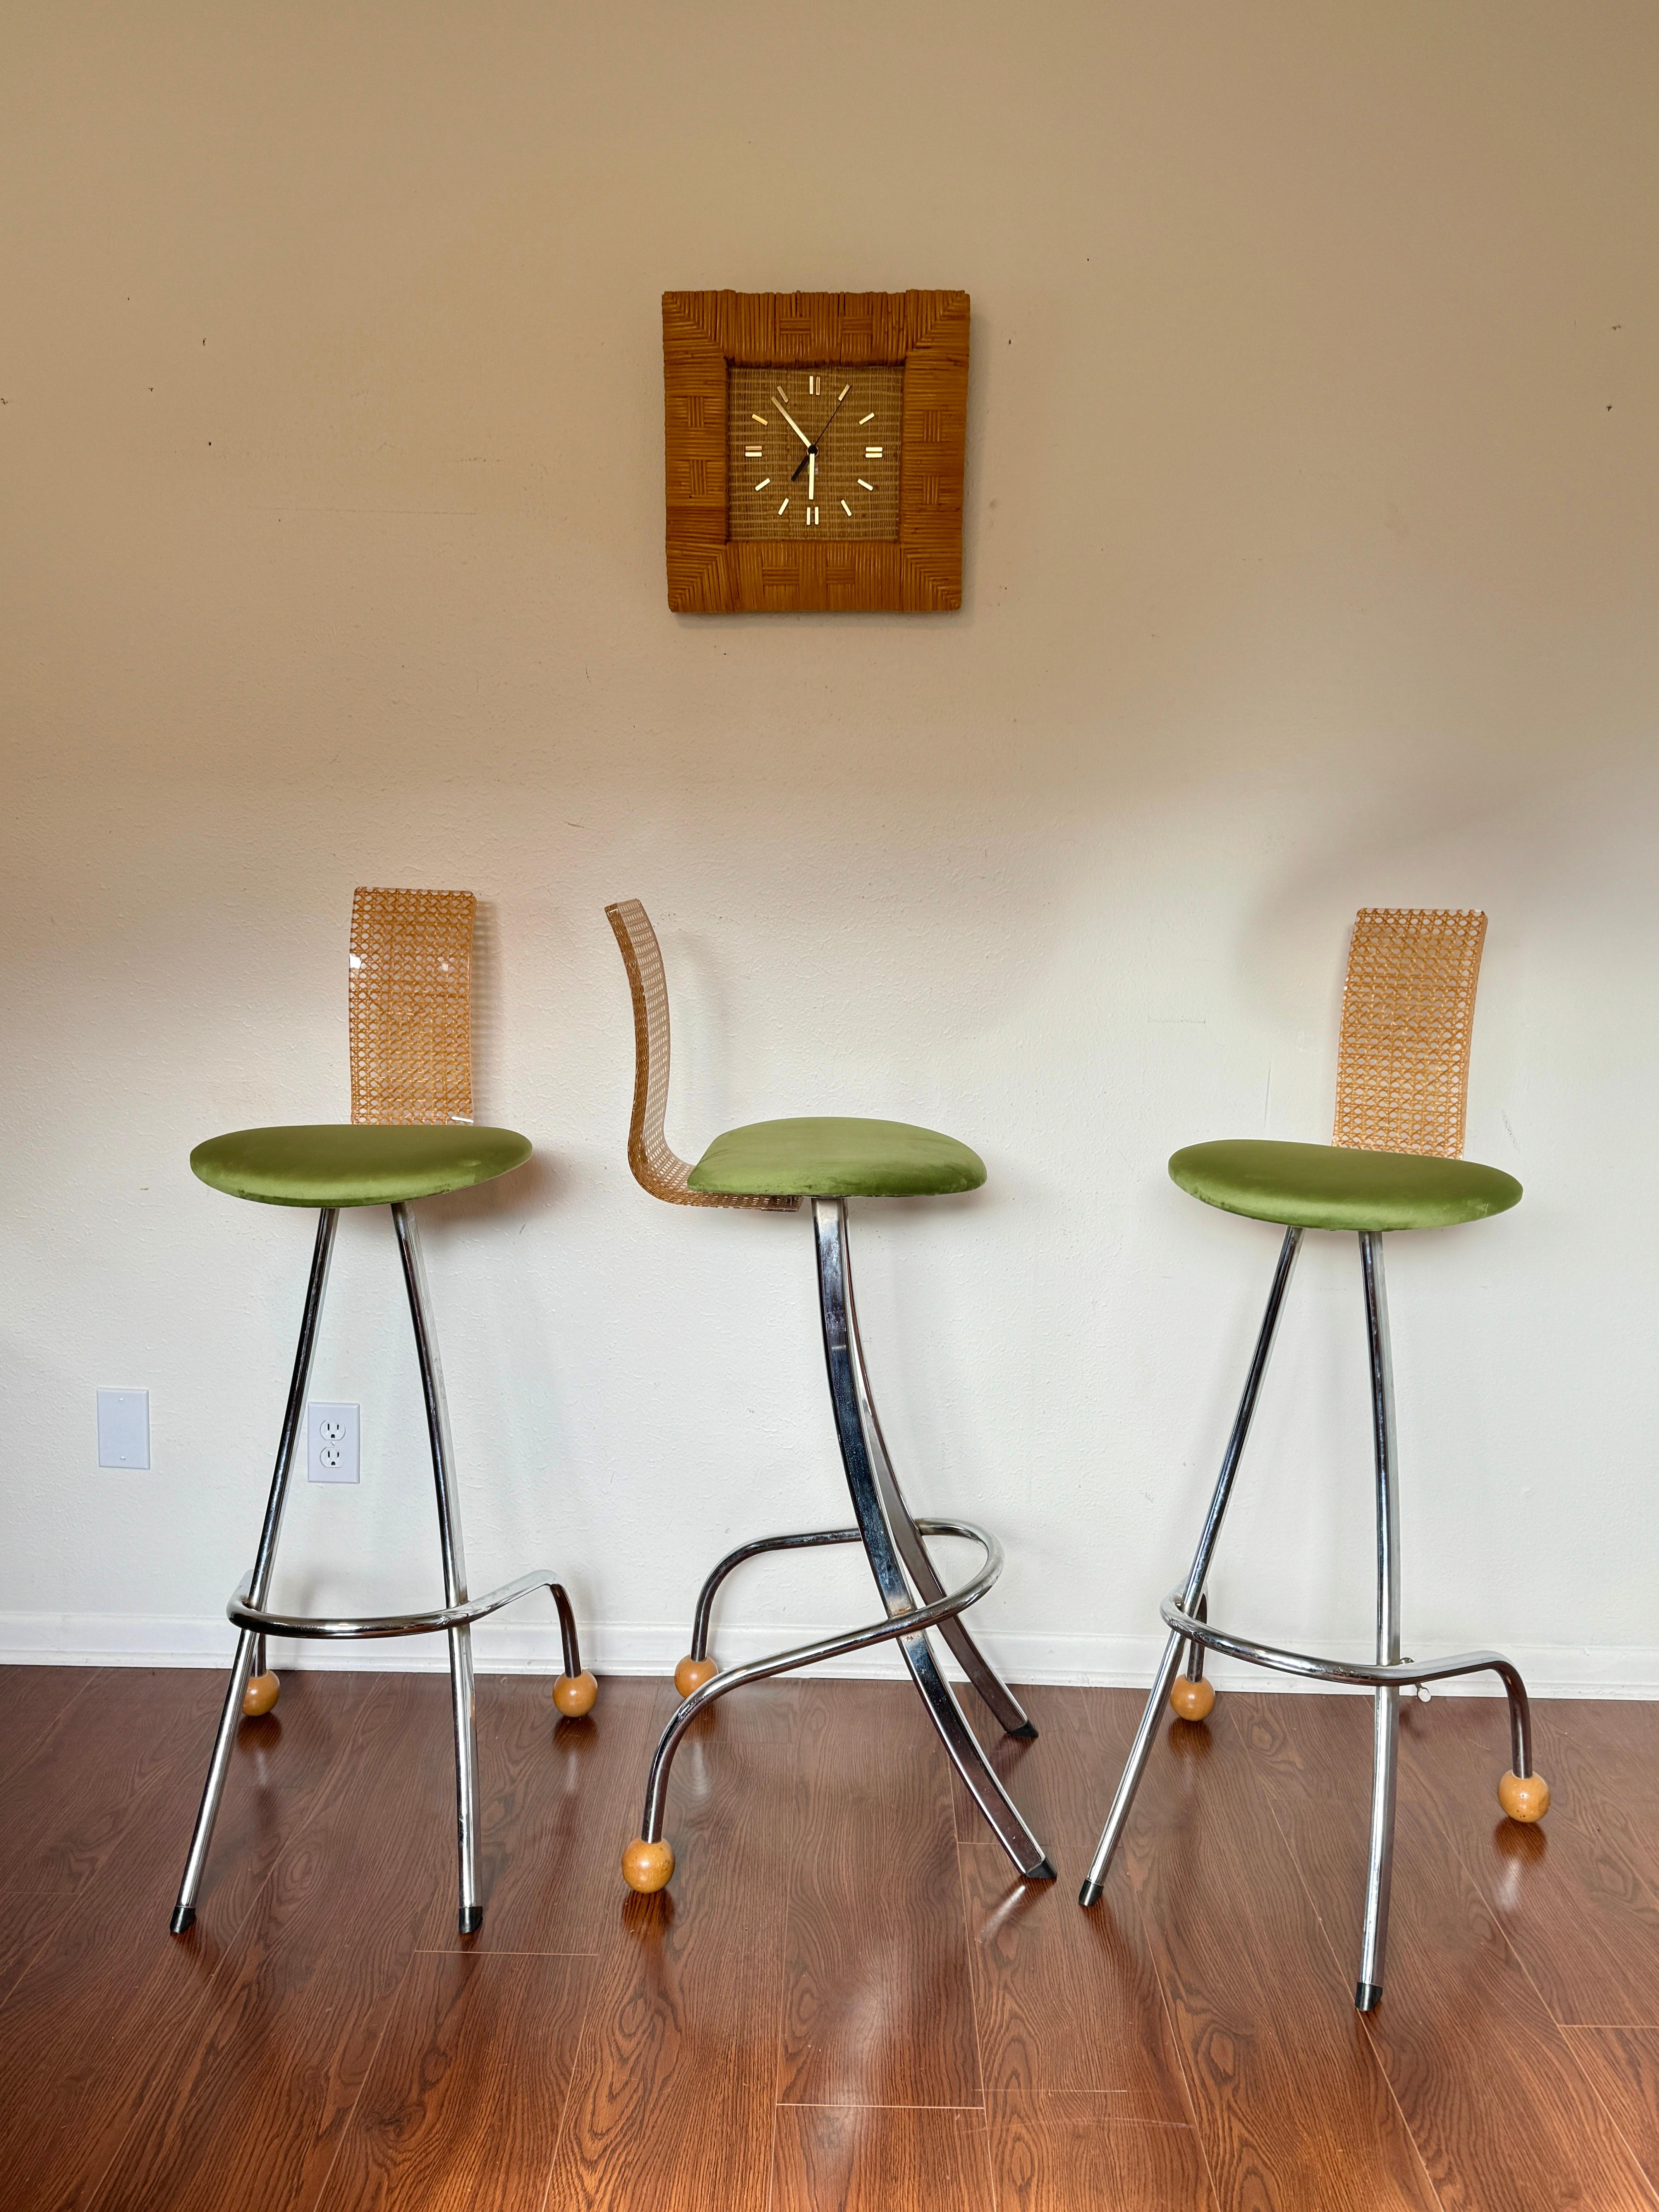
[307,1401,360,1484]
[97,1388,150,1470]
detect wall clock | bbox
[662,289,969,614]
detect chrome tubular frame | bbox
[393,1202,483,1932]
[1078,1224,1537,2014]
[639,1515,1009,1842]
[1079,1226,1303,1911]
[843,1255,1036,1741]
[228,1565,582,1658]
[1182,1592,1209,1686]
[1358,1228,1401,2010]
[170,1202,584,1937]
[171,1206,338,1934]
[635,1197,1052,1882]
[685,1527,863,1662]
[1152,1594,1533,1776]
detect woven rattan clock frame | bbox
[662,289,969,614]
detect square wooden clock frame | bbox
[663,289,969,614]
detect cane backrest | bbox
[1332,909,1487,1159]
[605,900,798,1210]
[349,887,476,1126]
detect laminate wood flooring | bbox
[0,1665,1654,2209]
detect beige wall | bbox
[4,2,1657,1687]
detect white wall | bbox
[3,2,1657,1692]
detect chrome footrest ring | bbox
[1161,1587,1536,1776]
[229,1565,566,1642]
[1162,1587,1520,1695]
[640,1516,1003,1842]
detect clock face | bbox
[727,363,902,542]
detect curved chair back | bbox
[349,886,476,1127]
[605,899,797,1210]
[1333,908,1487,1159]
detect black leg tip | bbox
[1078,1878,1103,1909]
[1027,1857,1058,1882]
[1355,1981,1382,2013]
[459,1905,484,1934]
[169,1905,196,1936]
[1010,1721,1039,1741]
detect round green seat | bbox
[687,1116,986,1200]
[191,1123,532,1209]
[1170,1138,1522,1233]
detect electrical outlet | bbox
[307,1401,360,1484]
[97,1389,150,1470]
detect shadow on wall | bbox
[1237,768,1498,1022]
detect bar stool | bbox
[1080,908,1548,2011]
[604,900,1052,1894]
[170,888,596,1936]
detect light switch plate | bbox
[308,1401,360,1484]
[97,1389,150,1470]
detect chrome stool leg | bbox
[1183,1594,1209,1687]
[1083,1221,1549,2011]
[1356,1230,1401,2010]
[393,1202,483,1934]
[816,1199,1051,1879]
[173,1200,588,1936]
[628,1511,1018,1885]
[1080,1227,1303,1907]
[623,1197,1051,1893]
[845,1289,1036,1739]
[171,1208,339,1934]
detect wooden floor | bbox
[1,1668,1657,2210]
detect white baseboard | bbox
[0,1613,1655,1698]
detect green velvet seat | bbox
[687,1116,987,1200]
[1169,1137,1522,1234]
[191,1123,532,1209]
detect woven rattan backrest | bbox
[605,899,797,1210]
[349,887,476,1126]
[1331,908,1487,1159]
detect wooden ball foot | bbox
[553,1671,598,1718]
[1170,1675,1216,1723]
[1498,1769,1550,1823]
[622,1837,675,1894]
[674,1655,718,1700]
[242,1671,280,1718]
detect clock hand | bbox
[791,388,852,480]
[773,397,814,451]
[807,448,815,502]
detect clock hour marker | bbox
[751,414,768,425]
[858,412,875,425]
[865,446,883,458]
[778,498,789,515]
[754,478,771,490]
[838,385,850,402]
[806,505,819,525]
[857,478,874,491]
[745,445,763,457]
[841,499,852,516]
[808,375,820,395]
